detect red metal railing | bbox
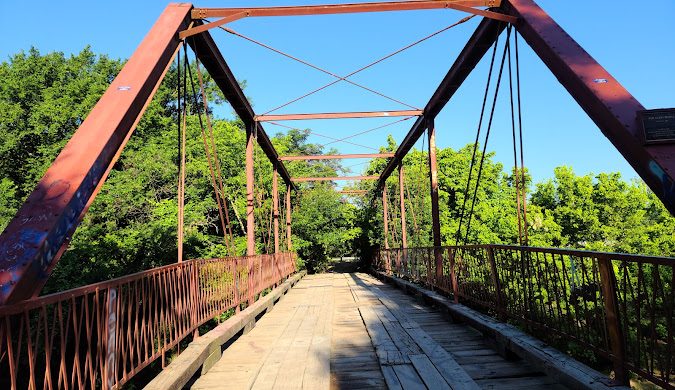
[375,245,674,389]
[0,253,296,389]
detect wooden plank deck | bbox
[191,273,569,390]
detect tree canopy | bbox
[0,47,672,294]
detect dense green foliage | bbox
[0,47,354,292]
[356,137,674,257]
[0,47,672,296]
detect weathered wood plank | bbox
[147,271,306,390]
[381,366,404,390]
[371,271,628,390]
[303,278,334,389]
[392,363,427,390]
[361,283,480,390]
[409,354,451,390]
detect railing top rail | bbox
[382,244,674,265]
[0,252,294,315]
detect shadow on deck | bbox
[171,270,597,389]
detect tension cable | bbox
[463,25,512,245]
[454,25,502,245]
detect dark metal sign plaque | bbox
[639,108,675,144]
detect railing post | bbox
[192,262,200,338]
[234,257,241,313]
[447,247,459,303]
[248,256,254,305]
[104,287,118,389]
[486,246,506,321]
[395,249,401,276]
[597,255,629,385]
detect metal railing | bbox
[0,252,296,389]
[375,245,674,389]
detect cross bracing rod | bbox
[187,21,294,189]
[292,176,379,182]
[279,153,394,161]
[377,16,506,190]
[256,110,423,122]
[190,1,517,24]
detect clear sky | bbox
[1,1,673,186]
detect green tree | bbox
[292,186,361,273]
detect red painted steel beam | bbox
[273,165,280,253]
[503,0,675,215]
[279,153,394,160]
[292,176,379,182]
[399,165,407,248]
[246,129,256,256]
[179,12,247,39]
[0,4,193,305]
[187,23,295,189]
[377,17,507,189]
[191,1,516,24]
[383,182,389,249]
[256,110,422,122]
[285,184,292,251]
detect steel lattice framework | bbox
[0,0,672,333]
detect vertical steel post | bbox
[383,182,389,250]
[273,164,280,253]
[399,164,408,249]
[246,127,255,256]
[383,183,391,274]
[597,255,629,385]
[427,118,443,282]
[447,247,459,303]
[285,183,292,251]
[486,246,506,321]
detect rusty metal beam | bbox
[399,164,407,248]
[338,190,368,194]
[428,119,442,246]
[273,165,280,253]
[428,118,444,282]
[285,184,292,251]
[280,153,394,161]
[292,176,379,182]
[187,23,295,189]
[192,1,517,24]
[377,17,507,189]
[246,128,256,256]
[256,110,422,122]
[503,0,675,215]
[179,12,247,39]
[0,4,193,305]
[383,182,389,249]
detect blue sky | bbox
[2,1,673,186]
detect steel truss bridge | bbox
[0,1,673,389]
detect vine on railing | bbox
[374,245,674,389]
[0,253,296,389]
